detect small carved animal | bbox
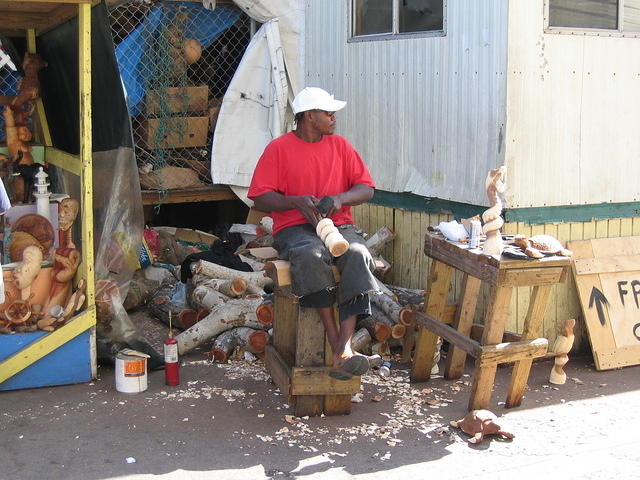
[513,234,573,259]
[450,410,515,444]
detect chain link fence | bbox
[108,1,252,190]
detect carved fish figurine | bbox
[513,234,573,259]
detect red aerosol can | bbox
[164,311,180,386]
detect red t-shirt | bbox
[248,132,375,235]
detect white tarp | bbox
[210,0,304,204]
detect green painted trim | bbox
[368,190,640,224]
[370,190,484,219]
[505,202,640,224]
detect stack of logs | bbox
[142,225,431,365]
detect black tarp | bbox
[37,1,132,154]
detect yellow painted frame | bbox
[0,2,96,384]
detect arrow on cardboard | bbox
[589,287,610,326]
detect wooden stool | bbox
[263,260,361,416]
[411,232,571,411]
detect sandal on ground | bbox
[341,354,370,376]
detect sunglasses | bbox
[311,109,336,116]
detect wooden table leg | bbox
[506,284,552,407]
[468,285,512,410]
[411,260,453,382]
[324,307,351,415]
[444,274,481,380]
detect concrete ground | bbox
[1,340,639,480]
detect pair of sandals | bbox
[329,354,382,381]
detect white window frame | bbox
[349,0,447,42]
[544,0,640,38]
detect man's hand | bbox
[317,195,343,218]
[290,195,322,225]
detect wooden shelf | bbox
[141,184,238,205]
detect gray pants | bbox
[273,223,380,321]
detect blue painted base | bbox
[0,331,92,391]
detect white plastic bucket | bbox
[115,352,148,394]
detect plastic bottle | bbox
[378,361,391,378]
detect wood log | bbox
[351,327,372,354]
[210,326,270,363]
[386,284,426,307]
[192,259,273,289]
[147,279,194,330]
[176,296,267,354]
[373,255,392,279]
[375,279,395,298]
[210,329,238,363]
[192,274,247,297]
[371,292,407,324]
[256,297,274,326]
[357,310,392,342]
[365,226,395,256]
[190,285,230,311]
[391,323,406,339]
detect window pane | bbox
[399,0,444,33]
[549,0,618,29]
[624,0,640,31]
[354,0,393,35]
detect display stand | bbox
[411,232,570,410]
[0,0,96,389]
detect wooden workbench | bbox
[411,232,571,410]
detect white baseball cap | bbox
[292,87,347,114]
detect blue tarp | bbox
[115,3,240,116]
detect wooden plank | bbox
[141,185,237,205]
[45,147,81,176]
[569,237,640,370]
[477,338,548,366]
[506,285,552,407]
[414,311,481,357]
[499,267,566,287]
[444,274,481,379]
[264,345,292,400]
[543,223,559,344]
[294,307,325,417]
[272,295,298,367]
[595,345,640,370]
[467,285,512,410]
[410,260,454,382]
[470,324,522,343]
[574,256,640,275]
[291,368,360,395]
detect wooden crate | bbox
[139,116,209,149]
[146,85,209,114]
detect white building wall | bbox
[305,0,509,206]
[505,0,640,208]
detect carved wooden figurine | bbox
[549,318,576,385]
[316,218,349,257]
[58,198,80,249]
[481,166,507,256]
[12,245,43,301]
[450,409,515,444]
[44,248,81,316]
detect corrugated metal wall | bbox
[505,0,640,208]
[305,0,509,206]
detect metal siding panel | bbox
[506,0,640,207]
[306,0,509,206]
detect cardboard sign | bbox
[569,237,640,370]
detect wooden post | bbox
[410,260,453,382]
[444,274,481,379]
[505,284,552,407]
[294,307,326,417]
[468,285,512,410]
